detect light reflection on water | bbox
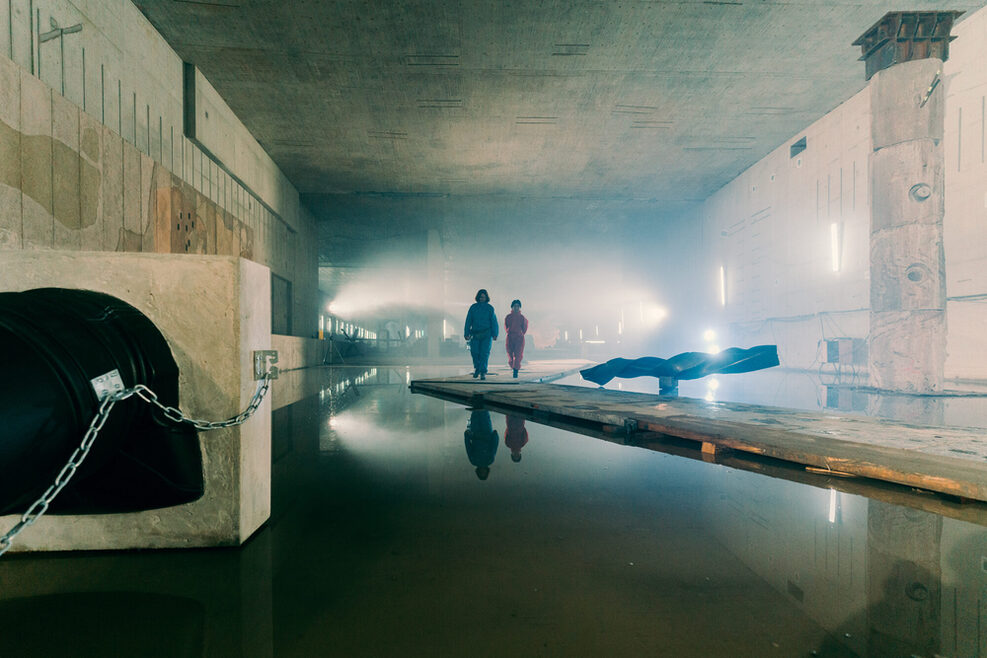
[1,366,986,657]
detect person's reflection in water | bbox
[464,409,499,480]
[504,415,528,463]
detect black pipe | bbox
[0,288,203,515]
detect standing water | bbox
[1,366,985,657]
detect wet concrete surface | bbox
[2,365,986,657]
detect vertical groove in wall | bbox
[958,106,963,172]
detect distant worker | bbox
[504,415,528,462]
[464,288,498,380]
[504,299,528,378]
[464,409,499,480]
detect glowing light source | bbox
[703,329,716,343]
[327,302,338,314]
[585,339,606,344]
[405,325,410,338]
[719,266,726,306]
[828,488,837,523]
[708,378,720,390]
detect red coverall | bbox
[504,310,528,370]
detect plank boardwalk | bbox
[411,373,987,507]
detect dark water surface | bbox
[2,366,986,657]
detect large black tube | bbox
[0,288,203,515]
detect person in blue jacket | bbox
[464,288,498,380]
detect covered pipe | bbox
[0,288,203,515]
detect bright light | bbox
[329,417,338,429]
[708,378,720,390]
[705,391,715,402]
[564,330,569,341]
[640,304,668,328]
[719,266,726,306]
[579,329,583,340]
[595,325,599,336]
[830,222,841,272]
[443,318,447,337]
[585,339,606,344]
[703,329,716,342]
[405,325,410,337]
[828,489,837,523]
[709,345,720,353]
[618,322,623,335]
[327,302,338,314]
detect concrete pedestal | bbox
[0,251,272,551]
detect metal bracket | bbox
[253,350,280,380]
[91,369,125,401]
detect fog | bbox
[317,198,726,360]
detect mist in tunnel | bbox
[313,195,723,361]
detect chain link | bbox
[0,374,272,557]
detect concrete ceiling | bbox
[134,0,984,264]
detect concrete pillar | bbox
[856,12,960,393]
[426,228,443,358]
[865,501,941,655]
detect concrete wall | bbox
[699,86,872,369]
[0,0,318,337]
[942,9,987,381]
[697,5,987,382]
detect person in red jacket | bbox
[504,299,528,378]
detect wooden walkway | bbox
[410,371,987,516]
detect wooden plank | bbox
[409,380,987,503]
[447,389,987,525]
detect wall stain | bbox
[1,117,101,230]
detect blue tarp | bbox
[580,345,780,387]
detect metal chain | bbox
[0,374,272,557]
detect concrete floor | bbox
[2,365,986,656]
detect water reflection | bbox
[505,415,529,462]
[464,409,498,480]
[1,366,986,657]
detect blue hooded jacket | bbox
[464,302,498,339]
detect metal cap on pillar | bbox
[853,11,963,80]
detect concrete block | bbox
[122,140,141,250]
[19,69,53,249]
[150,165,174,254]
[0,54,21,249]
[871,139,943,230]
[870,58,944,149]
[140,152,156,251]
[240,222,254,260]
[870,223,945,312]
[869,309,945,393]
[179,181,196,254]
[191,190,209,254]
[52,94,81,250]
[204,196,218,255]
[0,251,273,551]
[79,111,103,251]
[101,126,124,250]
[215,206,238,257]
